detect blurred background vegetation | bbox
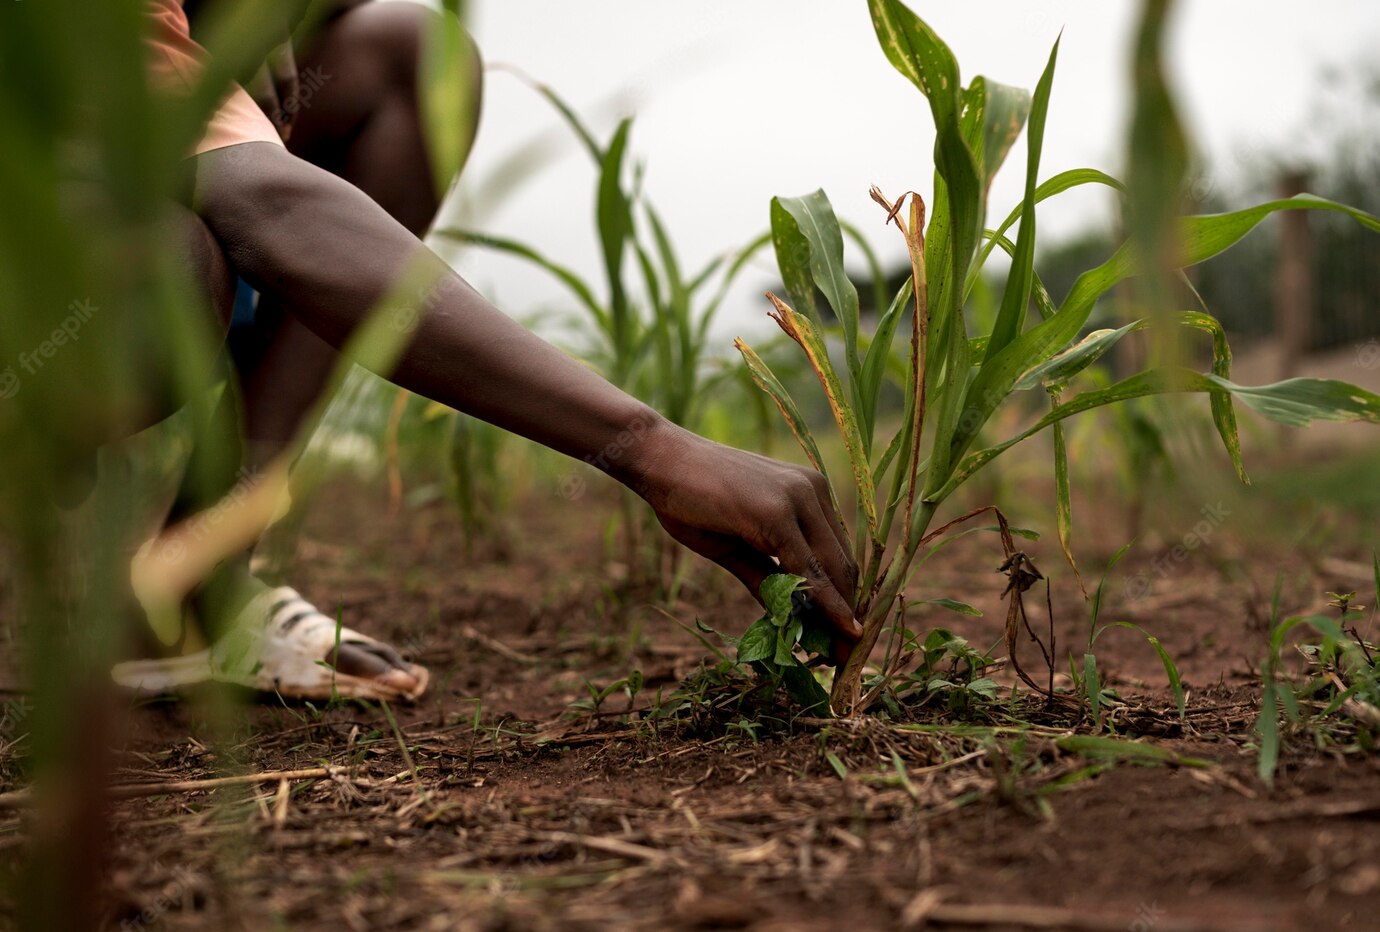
[0,0,1377,926]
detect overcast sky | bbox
[437,1,1380,341]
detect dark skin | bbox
[162,2,859,681]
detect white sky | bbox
[436,1,1380,342]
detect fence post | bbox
[1274,170,1313,380]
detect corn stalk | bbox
[737,0,1380,716]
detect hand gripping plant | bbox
[735,0,1380,715]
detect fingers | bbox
[658,516,853,664]
[774,529,862,642]
[806,470,852,562]
[716,537,859,664]
[789,477,859,615]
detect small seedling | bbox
[1070,543,1187,724]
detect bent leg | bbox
[237,1,482,464]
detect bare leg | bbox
[161,3,479,686]
[238,1,476,464]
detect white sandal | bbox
[112,586,429,702]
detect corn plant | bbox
[435,80,775,431]
[735,0,1380,715]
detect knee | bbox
[191,143,345,265]
[331,2,483,119]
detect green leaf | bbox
[1126,0,1190,310]
[978,229,1059,321]
[870,0,983,502]
[775,192,862,389]
[782,662,830,714]
[966,677,1000,698]
[1051,407,1083,594]
[737,616,777,665]
[826,751,848,779]
[770,198,822,330]
[597,119,635,362]
[1014,321,1141,390]
[1103,622,1186,718]
[1146,634,1185,718]
[1014,311,1247,483]
[734,338,843,526]
[942,195,1380,476]
[775,618,803,666]
[1084,652,1101,721]
[1091,541,1136,634]
[972,77,1031,198]
[419,6,479,199]
[932,368,1380,503]
[970,168,1126,293]
[984,36,1058,362]
[760,573,806,624]
[527,80,602,163]
[1210,375,1380,428]
[868,0,961,104]
[923,598,982,617]
[1058,735,1209,767]
[1256,677,1280,786]
[860,278,913,450]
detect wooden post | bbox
[1275,170,1313,379]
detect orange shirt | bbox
[144,0,283,155]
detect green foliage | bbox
[734,0,1380,715]
[736,574,831,714]
[435,83,771,431]
[1254,572,1380,787]
[1061,543,1186,722]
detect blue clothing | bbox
[231,278,258,329]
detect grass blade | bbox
[983,36,1058,362]
[932,368,1380,502]
[766,294,878,544]
[733,338,845,528]
[1050,399,1086,596]
[772,191,866,433]
[597,119,635,369]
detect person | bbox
[115,0,860,701]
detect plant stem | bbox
[831,499,938,714]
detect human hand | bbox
[630,423,860,663]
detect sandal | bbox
[112,586,429,702]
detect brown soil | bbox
[3,478,1379,931]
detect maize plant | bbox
[736,0,1380,715]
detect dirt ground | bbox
[3,473,1380,931]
